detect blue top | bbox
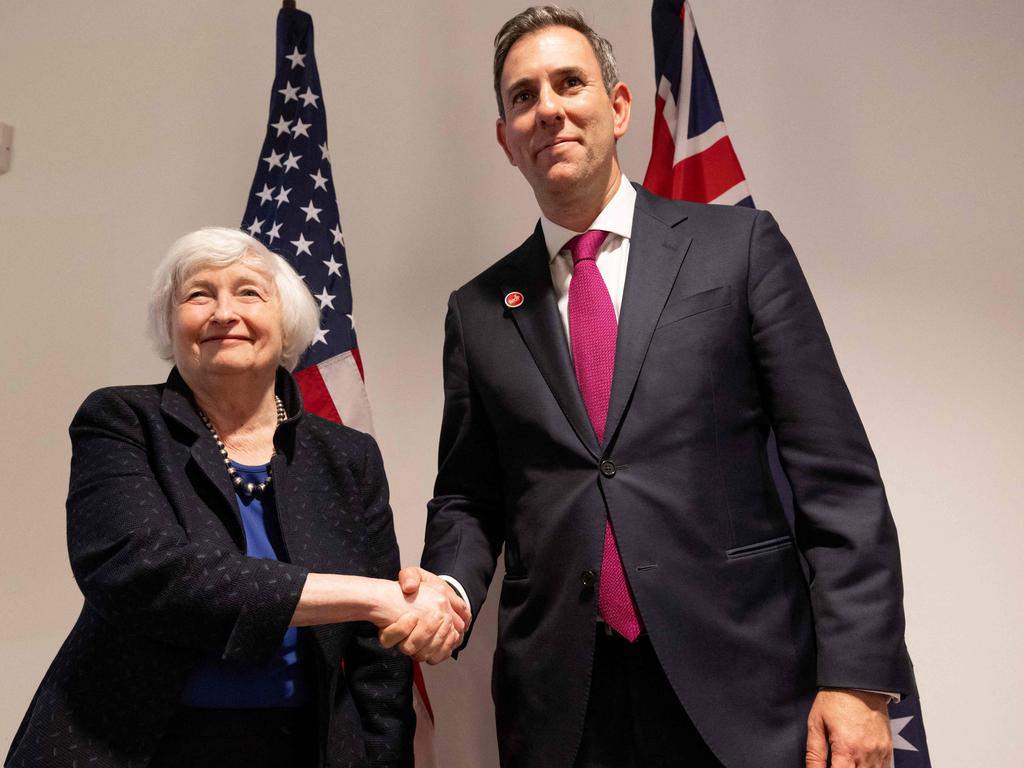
[180,460,313,708]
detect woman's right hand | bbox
[375,572,469,664]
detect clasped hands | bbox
[375,567,471,665]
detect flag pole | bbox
[282,0,296,9]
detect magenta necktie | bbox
[566,230,643,642]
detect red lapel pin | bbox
[504,291,524,309]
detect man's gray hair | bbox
[493,6,619,119]
[148,227,320,371]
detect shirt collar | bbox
[540,175,637,263]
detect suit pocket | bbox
[656,285,733,329]
[725,535,794,560]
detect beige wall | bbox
[1,1,1021,764]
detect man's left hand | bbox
[806,689,891,768]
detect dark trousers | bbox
[574,627,724,768]
[149,705,318,768]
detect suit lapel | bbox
[502,224,600,459]
[604,188,692,447]
[160,368,243,532]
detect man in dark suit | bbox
[386,7,915,767]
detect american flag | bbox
[642,2,932,765]
[240,7,436,765]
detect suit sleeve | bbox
[342,433,414,768]
[746,211,916,696]
[421,291,505,640]
[66,389,309,663]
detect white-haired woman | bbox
[6,227,466,768]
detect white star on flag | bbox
[283,152,302,171]
[270,116,292,137]
[278,81,299,102]
[246,217,264,236]
[890,716,919,766]
[319,142,331,163]
[299,87,320,108]
[300,201,323,222]
[309,169,328,191]
[285,46,306,68]
[346,313,355,329]
[255,184,276,205]
[266,221,282,243]
[314,287,336,310]
[292,117,311,138]
[323,255,343,277]
[262,149,284,170]
[330,224,345,246]
[291,233,314,256]
[312,327,330,345]
[275,186,292,207]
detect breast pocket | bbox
[656,285,733,329]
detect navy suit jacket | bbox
[421,186,915,768]
[6,368,413,768]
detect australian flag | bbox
[643,3,932,765]
[239,7,438,764]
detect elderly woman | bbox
[5,228,465,768]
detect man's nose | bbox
[536,86,565,127]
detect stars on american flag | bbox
[290,233,313,256]
[323,255,343,277]
[299,87,320,108]
[284,46,306,69]
[314,287,335,310]
[300,201,322,222]
[278,81,299,102]
[271,116,292,137]
[255,184,275,205]
[309,169,328,191]
[241,36,354,370]
[292,117,311,138]
[263,149,284,170]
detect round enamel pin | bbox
[504,291,524,309]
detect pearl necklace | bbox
[198,396,287,496]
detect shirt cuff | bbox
[822,687,900,704]
[438,575,472,615]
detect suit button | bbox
[600,460,616,478]
[580,570,596,587]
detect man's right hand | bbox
[379,567,472,664]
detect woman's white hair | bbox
[148,227,320,371]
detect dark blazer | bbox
[421,186,916,768]
[6,368,412,768]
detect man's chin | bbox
[529,164,585,196]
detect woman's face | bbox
[171,259,284,383]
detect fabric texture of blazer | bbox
[6,367,412,768]
[421,185,916,768]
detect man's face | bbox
[496,26,631,202]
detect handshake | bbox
[375,567,472,665]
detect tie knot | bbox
[566,229,609,264]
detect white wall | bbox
[1,1,1021,765]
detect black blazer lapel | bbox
[501,224,600,459]
[159,368,243,533]
[604,187,693,447]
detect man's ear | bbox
[610,81,632,140]
[496,118,516,166]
